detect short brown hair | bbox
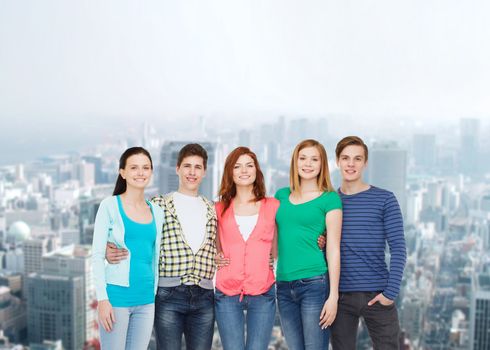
[218,147,266,213]
[290,139,334,194]
[177,143,208,169]
[335,136,369,161]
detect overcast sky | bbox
[0,0,489,163]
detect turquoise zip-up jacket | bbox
[91,196,164,301]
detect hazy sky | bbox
[1,1,489,163]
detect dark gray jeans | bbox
[330,291,400,350]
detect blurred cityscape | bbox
[0,116,489,350]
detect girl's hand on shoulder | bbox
[98,300,116,332]
[319,295,338,329]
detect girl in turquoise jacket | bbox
[91,147,164,350]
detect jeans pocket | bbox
[376,301,395,309]
[156,287,174,301]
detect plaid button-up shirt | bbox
[151,193,217,285]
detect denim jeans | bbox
[215,284,276,350]
[277,274,330,350]
[99,303,154,350]
[330,291,400,350]
[154,285,215,350]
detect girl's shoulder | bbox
[274,187,291,200]
[263,196,280,209]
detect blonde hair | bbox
[289,139,334,194]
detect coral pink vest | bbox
[216,197,279,297]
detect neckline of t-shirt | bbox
[173,191,202,201]
[234,213,259,218]
[287,189,328,206]
[116,195,154,225]
[338,185,374,197]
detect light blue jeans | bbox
[99,303,154,350]
[277,274,330,350]
[215,285,276,350]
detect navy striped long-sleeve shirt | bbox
[338,186,407,300]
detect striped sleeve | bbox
[382,193,407,300]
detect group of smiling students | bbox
[92,136,407,350]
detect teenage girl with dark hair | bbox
[91,147,164,349]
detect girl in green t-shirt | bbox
[275,139,342,349]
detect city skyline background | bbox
[1,1,490,349]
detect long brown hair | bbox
[290,139,334,194]
[219,147,266,213]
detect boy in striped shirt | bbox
[331,136,407,350]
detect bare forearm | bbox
[326,247,340,298]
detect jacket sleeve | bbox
[91,199,111,301]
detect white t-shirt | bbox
[234,214,258,241]
[172,191,208,254]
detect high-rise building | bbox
[5,248,24,274]
[460,118,480,176]
[27,245,96,350]
[159,141,218,199]
[76,161,95,188]
[367,142,407,217]
[27,273,84,350]
[42,245,96,343]
[413,134,436,172]
[469,274,490,350]
[23,236,58,275]
[82,156,104,184]
[78,196,102,245]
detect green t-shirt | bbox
[274,187,342,282]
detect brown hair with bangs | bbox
[218,147,266,213]
[335,136,368,161]
[290,139,334,194]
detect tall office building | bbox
[27,245,96,350]
[76,161,95,188]
[469,274,490,350]
[82,156,104,184]
[27,273,84,350]
[159,141,218,199]
[460,118,480,176]
[413,134,436,172]
[42,245,96,343]
[78,196,102,244]
[367,142,407,217]
[23,236,58,275]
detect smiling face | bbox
[337,145,367,183]
[297,146,322,181]
[176,155,206,195]
[232,154,257,187]
[119,153,153,190]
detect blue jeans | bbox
[154,285,215,350]
[277,274,330,350]
[99,303,154,350]
[215,285,276,350]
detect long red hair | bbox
[218,147,266,213]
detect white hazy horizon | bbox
[1,1,489,164]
